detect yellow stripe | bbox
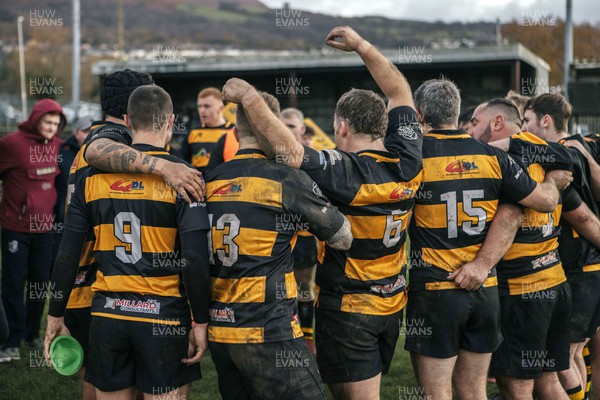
[207,177,282,208]
[232,153,268,160]
[211,276,266,303]
[91,270,181,297]
[425,276,498,290]
[145,151,170,155]
[79,240,95,267]
[187,129,229,144]
[212,226,278,258]
[521,205,561,230]
[66,287,94,309]
[420,244,481,272]
[507,264,566,295]
[503,238,558,261]
[583,263,600,272]
[414,200,497,229]
[422,154,501,183]
[69,146,88,175]
[297,230,313,237]
[91,312,181,325]
[285,271,298,299]
[208,326,264,344]
[426,133,471,140]
[317,240,325,264]
[345,249,406,281]
[349,174,422,206]
[340,291,407,315]
[512,131,548,146]
[347,212,411,240]
[85,174,176,204]
[359,152,400,163]
[93,224,177,254]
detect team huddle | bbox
[38,26,600,400]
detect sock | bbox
[298,300,314,340]
[583,345,592,397]
[566,385,585,400]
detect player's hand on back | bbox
[182,322,208,365]
[325,26,368,53]
[43,316,71,366]
[160,162,205,203]
[447,260,489,291]
[544,169,573,191]
[222,78,254,105]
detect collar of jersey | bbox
[232,148,268,160]
[199,121,232,129]
[426,129,471,139]
[131,143,169,154]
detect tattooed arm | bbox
[85,138,205,202]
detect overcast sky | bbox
[261,0,599,24]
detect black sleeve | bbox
[48,180,90,317]
[384,106,423,180]
[176,196,211,323]
[563,186,583,212]
[496,151,538,203]
[299,146,357,205]
[586,138,600,163]
[180,230,211,324]
[281,167,345,242]
[508,136,578,171]
[206,134,226,174]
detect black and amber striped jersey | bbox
[182,122,235,174]
[64,143,209,324]
[205,149,345,344]
[583,134,600,163]
[495,132,576,295]
[298,106,423,316]
[64,121,123,309]
[409,129,538,291]
[556,135,600,273]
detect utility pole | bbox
[72,0,81,119]
[17,16,27,118]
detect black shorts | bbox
[404,287,500,358]
[567,270,600,342]
[315,308,402,383]
[64,307,91,368]
[490,282,571,379]
[209,338,324,400]
[86,316,201,394]
[293,235,317,270]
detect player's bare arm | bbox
[448,203,522,290]
[85,138,205,203]
[324,215,353,251]
[519,169,572,213]
[563,202,600,250]
[563,139,600,201]
[222,78,304,168]
[326,26,414,110]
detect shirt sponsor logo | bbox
[109,179,145,192]
[390,186,414,200]
[397,124,419,140]
[74,271,87,285]
[531,250,559,270]
[104,297,160,314]
[211,183,242,196]
[370,275,406,294]
[8,240,19,253]
[209,307,235,323]
[445,160,479,175]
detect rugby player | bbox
[180,87,237,175]
[280,107,319,355]
[205,90,352,400]
[523,93,600,400]
[403,79,572,400]
[469,98,600,399]
[61,69,154,400]
[44,85,210,400]
[222,25,424,399]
